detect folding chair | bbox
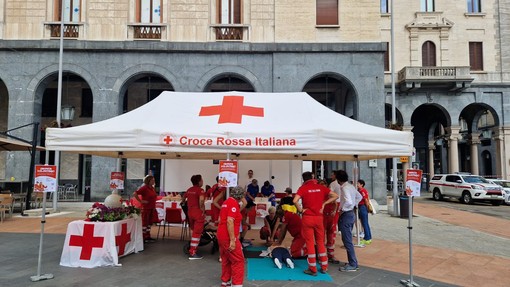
[0,195,14,223]
[157,208,184,240]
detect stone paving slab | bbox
[1,201,510,286]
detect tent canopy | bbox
[0,136,45,152]
[45,91,412,161]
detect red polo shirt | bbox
[296,180,330,216]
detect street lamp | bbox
[61,106,75,121]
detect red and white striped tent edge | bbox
[45,91,413,161]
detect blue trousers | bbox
[339,210,358,268]
[358,205,372,241]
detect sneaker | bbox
[286,258,294,269]
[274,258,282,269]
[339,265,359,272]
[360,232,365,238]
[361,239,372,245]
[328,258,340,264]
[188,254,203,260]
[144,238,156,243]
[303,269,317,276]
[320,268,328,274]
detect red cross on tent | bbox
[115,223,131,256]
[199,95,264,124]
[69,224,105,260]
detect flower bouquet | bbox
[85,201,140,222]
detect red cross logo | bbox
[163,136,172,145]
[160,134,174,146]
[69,224,105,260]
[115,223,131,256]
[199,95,264,124]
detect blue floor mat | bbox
[246,258,333,282]
[244,245,267,252]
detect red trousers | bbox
[141,208,157,240]
[211,206,220,225]
[302,215,328,273]
[323,212,339,259]
[290,234,307,258]
[219,239,245,287]
[188,208,205,255]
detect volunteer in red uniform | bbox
[293,172,338,276]
[133,175,158,243]
[319,178,341,264]
[276,204,307,258]
[210,176,227,225]
[183,174,206,260]
[217,185,246,287]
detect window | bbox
[420,0,434,12]
[316,0,338,25]
[381,0,389,13]
[384,42,390,72]
[137,0,162,23]
[469,42,483,71]
[422,41,436,66]
[42,89,58,117]
[81,89,93,117]
[55,0,81,22]
[445,175,461,183]
[467,0,481,13]
[217,0,242,24]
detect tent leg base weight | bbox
[400,279,419,287]
[30,274,54,282]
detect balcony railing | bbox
[397,66,474,91]
[46,23,81,38]
[128,24,166,40]
[210,24,249,41]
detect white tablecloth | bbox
[60,218,143,268]
[156,200,212,222]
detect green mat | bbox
[246,258,333,282]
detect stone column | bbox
[469,136,480,175]
[498,127,510,179]
[493,128,506,178]
[428,140,435,177]
[447,126,460,173]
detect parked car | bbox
[429,173,505,205]
[488,179,510,206]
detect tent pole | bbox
[353,157,364,248]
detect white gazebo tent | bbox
[45,91,412,161]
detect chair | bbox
[0,194,14,223]
[157,208,186,240]
[65,185,77,201]
[31,192,44,208]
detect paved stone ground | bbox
[1,200,509,287]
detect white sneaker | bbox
[286,258,294,269]
[274,258,282,269]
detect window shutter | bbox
[422,41,436,67]
[317,0,338,25]
[469,42,483,71]
[384,42,390,72]
[233,0,241,24]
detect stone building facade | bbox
[0,0,509,203]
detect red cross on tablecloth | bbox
[115,223,132,256]
[69,224,105,260]
[199,95,264,124]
